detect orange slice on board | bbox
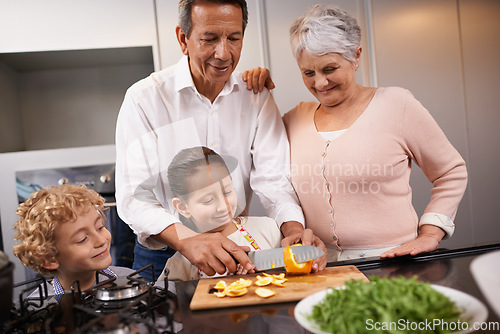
[283,244,313,275]
[214,280,227,291]
[255,287,276,298]
[214,291,226,298]
[225,287,248,297]
[255,276,273,286]
[271,279,287,287]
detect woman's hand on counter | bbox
[380,225,446,258]
[280,223,327,273]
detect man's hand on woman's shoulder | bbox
[242,67,275,93]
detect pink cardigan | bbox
[283,87,467,249]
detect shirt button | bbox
[333,236,338,241]
[320,165,324,169]
[330,222,334,226]
[328,208,333,213]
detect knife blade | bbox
[247,245,324,271]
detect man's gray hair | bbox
[178,0,248,38]
[290,4,361,62]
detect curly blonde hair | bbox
[13,184,106,277]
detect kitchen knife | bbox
[247,245,324,271]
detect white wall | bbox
[370,0,473,249]
[0,63,23,152]
[459,0,500,245]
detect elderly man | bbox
[115,0,326,281]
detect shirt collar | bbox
[174,56,239,98]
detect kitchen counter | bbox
[175,243,500,334]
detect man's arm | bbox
[151,224,255,276]
[115,89,254,275]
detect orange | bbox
[283,244,313,275]
[214,280,227,291]
[271,279,286,287]
[214,291,226,298]
[255,276,273,286]
[255,287,276,298]
[225,287,248,297]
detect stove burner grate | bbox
[2,265,176,334]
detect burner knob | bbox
[58,177,69,185]
[100,174,111,183]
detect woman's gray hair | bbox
[178,0,248,38]
[290,5,361,62]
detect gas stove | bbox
[2,266,179,333]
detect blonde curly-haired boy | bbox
[13,184,134,296]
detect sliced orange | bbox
[214,280,227,291]
[214,291,226,298]
[228,278,252,290]
[283,244,312,275]
[255,287,276,298]
[255,276,273,286]
[272,273,287,280]
[225,287,248,297]
[271,279,287,287]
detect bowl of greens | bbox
[294,276,488,334]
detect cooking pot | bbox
[0,250,14,323]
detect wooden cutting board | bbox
[189,265,369,310]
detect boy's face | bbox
[48,205,112,275]
[177,170,238,233]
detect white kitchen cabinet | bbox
[0,0,159,65]
[0,0,159,152]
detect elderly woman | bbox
[244,5,467,261]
